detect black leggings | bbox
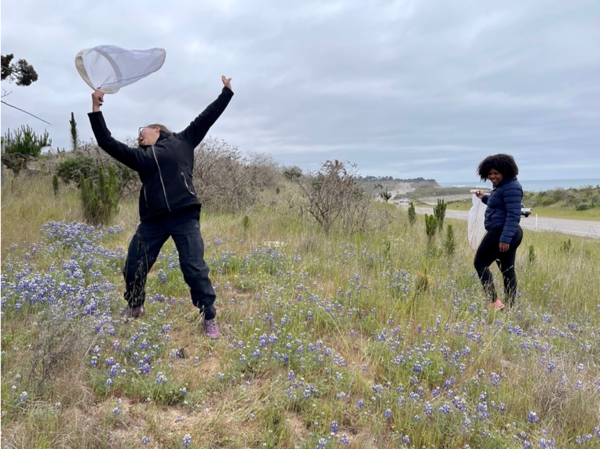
[474,227,523,307]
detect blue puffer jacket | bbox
[481,177,523,243]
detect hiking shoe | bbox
[203,318,219,339]
[121,305,145,319]
[489,299,505,310]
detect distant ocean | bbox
[439,179,600,192]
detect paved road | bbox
[412,206,600,240]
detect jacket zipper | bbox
[181,172,195,195]
[151,145,171,211]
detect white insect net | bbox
[468,194,487,251]
[75,45,166,93]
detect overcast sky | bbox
[2,0,599,182]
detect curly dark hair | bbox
[477,154,519,181]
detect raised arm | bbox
[178,76,234,147]
[88,89,138,170]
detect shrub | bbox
[433,199,446,232]
[192,138,280,213]
[424,214,438,243]
[538,197,556,207]
[80,165,121,225]
[443,224,456,255]
[293,160,384,234]
[528,245,536,263]
[56,142,138,198]
[576,203,591,211]
[408,202,416,225]
[28,306,97,395]
[380,190,392,202]
[3,125,51,156]
[52,174,58,196]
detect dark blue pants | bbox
[123,208,216,320]
[474,227,523,307]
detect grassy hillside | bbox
[445,186,600,221]
[2,174,599,448]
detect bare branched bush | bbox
[27,305,99,396]
[293,160,386,234]
[192,137,281,213]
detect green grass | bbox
[2,174,599,448]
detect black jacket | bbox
[88,87,233,221]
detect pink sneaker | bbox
[203,318,220,339]
[489,299,505,310]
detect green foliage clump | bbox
[69,112,78,152]
[408,201,416,225]
[57,151,136,196]
[528,244,536,264]
[3,125,51,156]
[283,166,302,181]
[560,239,572,254]
[80,166,121,225]
[576,203,591,211]
[52,175,58,196]
[380,189,392,202]
[243,215,250,230]
[424,213,438,242]
[1,54,38,86]
[443,224,456,255]
[538,197,556,207]
[433,199,446,232]
[56,153,96,186]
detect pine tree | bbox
[433,199,446,232]
[443,224,456,255]
[408,201,416,225]
[80,165,121,225]
[52,174,59,196]
[424,214,438,243]
[69,112,78,152]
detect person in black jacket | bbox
[88,76,234,338]
[474,154,523,310]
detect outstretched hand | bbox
[221,75,232,91]
[92,88,105,112]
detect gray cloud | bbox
[2,0,598,182]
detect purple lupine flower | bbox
[539,438,556,448]
[330,421,339,433]
[439,403,451,414]
[181,433,192,447]
[528,412,539,424]
[384,409,392,419]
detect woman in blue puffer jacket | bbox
[474,154,523,310]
